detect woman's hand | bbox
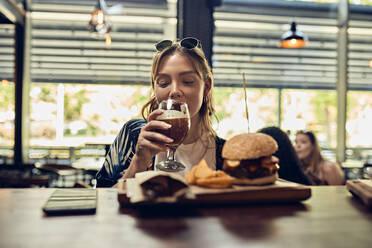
[136,109,173,162]
[130,109,173,171]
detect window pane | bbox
[27,0,176,163]
[214,87,278,139]
[281,89,337,148]
[347,3,372,160]
[0,25,15,163]
[0,82,15,145]
[29,83,150,147]
[346,91,372,148]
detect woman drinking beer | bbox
[96,37,225,187]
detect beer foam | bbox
[157,110,188,120]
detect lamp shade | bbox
[88,9,111,35]
[88,0,111,36]
[280,22,308,49]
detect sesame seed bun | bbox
[222,133,278,160]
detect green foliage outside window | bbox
[213,87,236,121]
[39,87,53,102]
[0,83,14,110]
[64,89,88,121]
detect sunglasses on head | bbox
[155,37,201,52]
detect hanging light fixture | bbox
[88,0,112,36]
[88,0,124,48]
[279,22,308,49]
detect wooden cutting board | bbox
[346,179,372,207]
[118,179,311,207]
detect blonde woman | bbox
[295,130,345,185]
[96,38,225,187]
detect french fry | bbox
[193,160,214,179]
[185,159,233,188]
[196,176,234,188]
[185,166,197,184]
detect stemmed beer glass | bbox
[155,99,191,172]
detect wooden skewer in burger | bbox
[221,73,279,185]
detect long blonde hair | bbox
[141,41,217,137]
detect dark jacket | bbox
[259,126,311,185]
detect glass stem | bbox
[167,148,176,161]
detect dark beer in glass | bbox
[155,99,190,172]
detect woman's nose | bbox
[169,83,182,99]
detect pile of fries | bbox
[185,160,234,188]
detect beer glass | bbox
[155,99,191,172]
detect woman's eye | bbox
[183,80,194,85]
[157,81,169,87]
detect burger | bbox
[222,133,279,185]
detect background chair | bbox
[0,163,49,188]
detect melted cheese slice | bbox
[226,160,240,167]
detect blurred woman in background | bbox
[295,130,345,185]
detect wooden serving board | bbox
[346,179,372,207]
[118,179,311,207]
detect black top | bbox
[259,126,311,185]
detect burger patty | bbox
[223,156,279,179]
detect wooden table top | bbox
[0,186,371,248]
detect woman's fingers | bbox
[135,119,173,159]
[136,137,168,153]
[144,130,173,144]
[148,109,164,121]
[143,119,170,132]
[135,131,168,160]
[141,120,172,142]
[135,109,175,160]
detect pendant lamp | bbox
[88,0,112,36]
[280,22,308,49]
